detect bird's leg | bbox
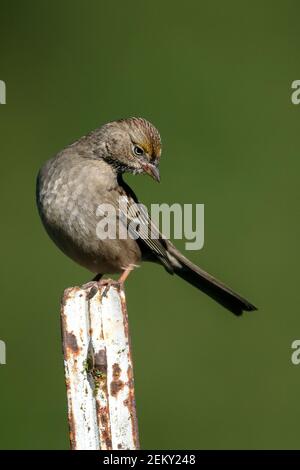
[92,273,102,282]
[118,264,139,284]
[98,265,139,298]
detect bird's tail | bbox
[167,246,257,316]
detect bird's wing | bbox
[116,179,175,272]
[120,196,175,272]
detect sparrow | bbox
[36,117,257,315]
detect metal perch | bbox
[61,281,139,450]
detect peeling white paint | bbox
[61,282,139,450]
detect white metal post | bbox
[61,281,139,450]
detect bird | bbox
[36,117,257,315]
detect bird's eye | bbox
[133,145,144,157]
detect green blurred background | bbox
[0,0,299,450]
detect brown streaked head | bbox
[92,117,162,182]
[117,117,162,163]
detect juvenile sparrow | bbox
[36,117,256,315]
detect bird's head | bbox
[93,117,162,182]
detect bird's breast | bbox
[36,154,142,274]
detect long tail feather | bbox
[168,248,257,315]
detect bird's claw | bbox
[100,278,115,297]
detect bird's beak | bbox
[141,162,160,183]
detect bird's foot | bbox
[101,278,116,298]
[82,274,102,291]
[82,280,98,290]
[83,265,139,298]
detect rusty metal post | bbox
[61,281,139,450]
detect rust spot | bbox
[87,285,98,299]
[119,288,129,339]
[96,402,112,449]
[113,363,121,379]
[60,287,82,360]
[94,347,112,449]
[61,286,81,307]
[118,443,122,449]
[127,365,134,386]
[61,288,73,308]
[65,378,70,391]
[64,331,79,354]
[123,364,140,449]
[68,408,77,450]
[111,380,124,397]
[94,349,107,374]
[110,363,124,397]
